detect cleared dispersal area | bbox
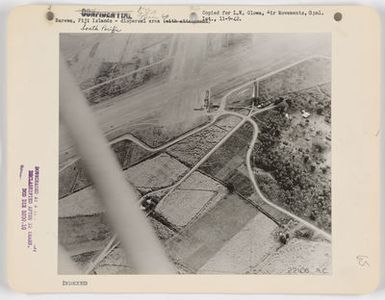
[59,33,332,274]
[60,33,331,164]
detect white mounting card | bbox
[6,5,380,294]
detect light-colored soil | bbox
[156,189,216,228]
[165,193,261,272]
[225,84,253,111]
[253,238,332,274]
[198,213,279,274]
[59,187,104,218]
[155,171,227,228]
[94,216,176,274]
[59,153,186,217]
[179,171,226,191]
[124,153,189,190]
[259,57,331,98]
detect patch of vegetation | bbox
[294,226,315,240]
[85,59,171,104]
[166,123,228,167]
[199,122,255,198]
[252,95,331,232]
[59,140,152,199]
[285,86,331,124]
[130,115,210,148]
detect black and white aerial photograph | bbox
[58,33,332,275]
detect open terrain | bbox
[59,33,332,274]
[60,33,330,164]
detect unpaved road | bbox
[60,34,330,164]
[60,50,333,272]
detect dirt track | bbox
[59,34,332,274]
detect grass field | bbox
[259,57,331,98]
[166,116,241,167]
[198,122,254,197]
[165,193,264,272]
[155,171,226,228]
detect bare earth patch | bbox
[253,238,331,274]
[198,213,279,274]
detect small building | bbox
[301,110,311,118]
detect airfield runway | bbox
[60,33,331,164]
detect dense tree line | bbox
[253,108,331,232]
